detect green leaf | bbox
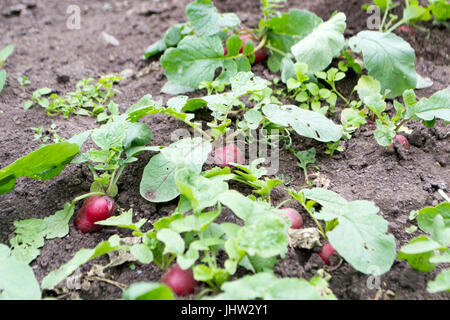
[304,188,396,275]
[210,272,323,300]
[41,235,124,289]
[91,115,128,150]
[355,75,382,100]
[175,168,229,212]
[348,31,417,98]
[160,35,250,90]
[405,88,450,122]
[295,147,316,171]
[0,142,79,194]
[262,104,343,142]
[291,12,346,73]
[43,202,75,239]
[403,5,431,23]
[0,244,41,300]
[140,153,178,203]
[186,0,240,36]
[193,264,214,281]
[427,269,450,293]
[374,122,396,147]
[219,190,273,223]
[237,214,289,258]
[266,9,322,72]
[0,70,6,93]
[130,244,153,264]
[140,137,212,203]
[417,202,450,234]
[398,236,439,272]
[156,229,185,255]
[170,209,221,234]
[144,39,167,60]
[123,122,152,150]
[96,209,147,232]
[0,44,14,64]
[123,282,175,300]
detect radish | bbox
[279,208,303,229]
[224,34,267,64]
[211,144,244,168]
[397,25,415,37]
[74,195,115,233]
[392,134,410,150]
[318,242,335,266]
[161,264,199,297]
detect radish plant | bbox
[354,76,450,147]
[24,75,122,122]
[288,188,397,275]
[398,201,450,293]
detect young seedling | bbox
[24,75,122,121]
[292,147,316,185]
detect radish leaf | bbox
[291,12,346,73]
[349,31,417,98]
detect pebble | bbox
[101,31,120,47]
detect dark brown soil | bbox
[0,0,449,300]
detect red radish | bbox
[212,144,244,168]
[223,33,267,64]
[318,242,335,266]
[397,25,415,37]
[74,195,115,233]
[279,208,303,229]
[391,134,410,150]
[161,264,199,297]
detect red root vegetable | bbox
[279,208,303,229]
[392,134,410,150]
[397,25,416,37]
[74,195,115,233]
[318,242,335,266]
[212,144,244,168]
[161,264,199,297]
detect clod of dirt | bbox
[287,227,321,249]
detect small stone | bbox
[101,31,120,47]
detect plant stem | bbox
[331,82,351,106]
[253,34,267,53]
[73,191,105,203]
[298,201,327,239]
[265,44,287,57]
[276,198,295,209]
[394,118,410,132]
[386,19,407,33]
[379,1,391,32]
[224,127,246,144]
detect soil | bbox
[0,0,449,300]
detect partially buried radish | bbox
[212,144,244,168]
[161,264,199,297]
[318,242,335,266]
[392,134,410,150]
[279,208,303,229]
[74,195,115,233]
